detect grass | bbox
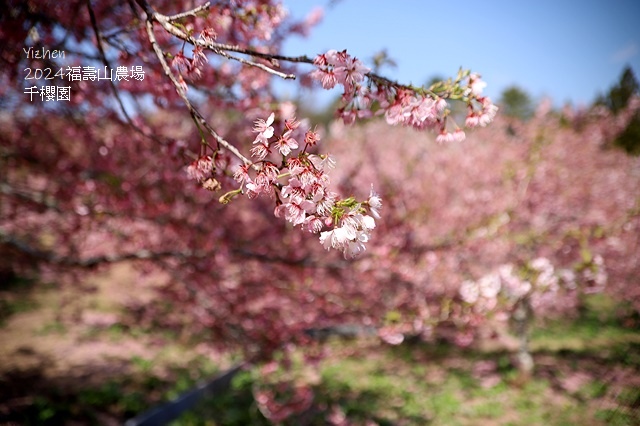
[165,295,639,425]
[1,291,638,425]
[166,340,636,426]
[167,317,639,425]
[0,353,223,425]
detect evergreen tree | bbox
[499,85,535,120]
[596,66,639,114]
[597,66,640,155]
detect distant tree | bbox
[595,66,640,155]
[596,66,639,114]
[615,111,640,156]
[499,85,535,120]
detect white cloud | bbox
[611,42,638,63]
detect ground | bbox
[0,264,639,425]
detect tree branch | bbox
[140,11,254,167]
[86,0,132,121]
[0,229,205,268]
[165,1,211,22]
[86,0,174,148]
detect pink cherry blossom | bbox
[468,73,487,96]
[310,68,338,89]
[199,27,217,44]
[191,45,208,69]
[250,141,271,160]
[171,51,190,72]
[186,156,214,182]
[274,132,298,156]
[308,153,336,171]
[367,185,382,219]
[284,199,314,225]
[319,226,350,251]
[253,112,275,144]
[233,164,250,184]
[334,56,370,90]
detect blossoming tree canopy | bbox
[5,3,640,423]
[4,0,497,258]
[2,0,500,361]
[121,1,496,257]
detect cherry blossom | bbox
[274,132,299,156]
[186,156,214,182]
[310,50,499,140]
[253,112,276,144]
[3,1,638,413]
[365,186,382,220]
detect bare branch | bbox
[165,1,211,22]
[0,228,205,268]
[213,49,296,80]
[134,0,425,101]
[86,0,133,124]
[203,42,315,65]
[86,0,173,148]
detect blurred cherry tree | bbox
[1,2,638,422]
[0,0,494,358]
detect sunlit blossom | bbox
[253,112,275,143]
[367,186,382,219]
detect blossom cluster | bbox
[310,50,498,142]
[310,49,371,92]
[459,256,606,314]
[171,36,211,83]
[213,112,382,258]
[459,260,552,313]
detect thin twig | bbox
[204,42,315,65]
[86,0,133,123]
[213,48,296,80]
[149,10,424,93]
[147,6,302,80]
[136,0,423,94]
[0,228,204,267]
[86,0,170,147]
[142,13,254,167]
[165,1,211,21]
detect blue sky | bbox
[278,0,640,109]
